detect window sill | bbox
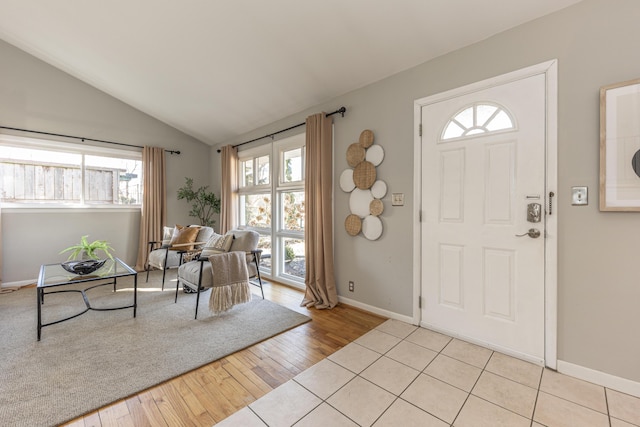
[0,203,141,213]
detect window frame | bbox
[238,144,272,235]
[275,136,305,285]
[237,133,306,288]
[0,134,142,210]
[440,102,517,142]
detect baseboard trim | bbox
[337,296,414,324]
[2,279,36,288]
[557,360,640,398]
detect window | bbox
[441,102,515,141]
[278,143,305,283]
[241,154,270,187]
[0,135,142,206]
[237,134,305,288]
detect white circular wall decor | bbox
[362,215,383,240]
[365,144,384,166]
[339,168,355,192]
[371,180,387,199]
[349,188,374,218]
[341,129,387,240]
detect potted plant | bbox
[60,235,115,261]
[177,177,221,227]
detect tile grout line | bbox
[604,388,612,427]
[528,363,542,427]
[392,330,545,424]
[532,367,546,427]
[247,406,269,427]
[290,349,382,426]
[336,325,414,426]
[384,325,456,425]
[366,323,454,426]
[449,344,496,426]
[537,382,613,418]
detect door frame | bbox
[412,60,558,368]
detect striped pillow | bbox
[201,233,234,257]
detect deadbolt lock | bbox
[527,203,542,223]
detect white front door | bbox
[420,73,547,364]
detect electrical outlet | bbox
[348,281,354,292]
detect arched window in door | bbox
[441,102,515,141]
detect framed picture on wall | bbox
[599,78,640,211]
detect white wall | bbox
[0,38,213,283]
[215,0,640,384]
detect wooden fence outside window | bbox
[0,160,140,204]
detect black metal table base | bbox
[37,276,137,341]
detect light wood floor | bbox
[62,281,386,427]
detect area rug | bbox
[0,271,310,427]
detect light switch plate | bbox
[572,186,588,205]
[392,193,404,206]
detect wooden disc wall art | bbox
[345,214,362,236]
[359,129,374,148]
[340,129,387,240]
[369,199,384,216]
[346,143,365,167]
[353,161,376,189]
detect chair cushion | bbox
[178,261,214,290]
[148,248,183,270]
[201,233,234,257]
[178,252,258,291]
[169,225,201,250]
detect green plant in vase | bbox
[60,235,115,261]
[177,177,221,227]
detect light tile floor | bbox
[217,319,640,427]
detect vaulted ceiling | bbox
[0,0,582,145]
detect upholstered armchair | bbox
[176,229,264,319]
[146,225,214,289]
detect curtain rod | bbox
[216,106,346,153]
[0,125,181,155]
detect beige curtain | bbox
[301,113,338,309]
[220,145,238,234]
[0,202,3,286]
[134,146,167,271]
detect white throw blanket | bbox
[208,251,251,313]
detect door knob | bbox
[515,228,541,238]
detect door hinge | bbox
[419,123,422,137]
[419,210,422,222]
[418,296,422,309]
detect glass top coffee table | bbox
[37,257,137,340]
